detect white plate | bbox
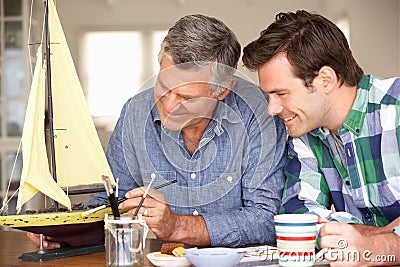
[147,251,192,267]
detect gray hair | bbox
[158,14,241,96]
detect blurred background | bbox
[0,0,399,214]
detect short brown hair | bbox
[242,10,363,87]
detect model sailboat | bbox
[0,0,115,247]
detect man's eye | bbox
[180,95,192,100]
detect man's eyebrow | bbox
[157,76,168,89]
[267,88,288,94]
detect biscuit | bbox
[160,243,185,255]
[172,246,186,257]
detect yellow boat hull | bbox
[0,208,113,246]
[0,207,111,227]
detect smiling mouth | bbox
[282,115,297,123]
[166,111,187,118]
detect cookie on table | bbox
[160,243,185,255]
[172,246,186,257]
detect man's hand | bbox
[120,187,178,239]
[319,221,400,266]
[26,232,61,249]
[119,187,210,246]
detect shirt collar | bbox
[340,75,370,136]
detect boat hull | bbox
[16,221,104,247]
[0,208,112,247]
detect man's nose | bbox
[162,92,182,114]
[267,96,283,116]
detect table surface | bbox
[1,230,398,267]
[0,230,162,266]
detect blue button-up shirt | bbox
[88,76,287,246]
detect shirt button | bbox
[365,213,373,219]
[193,210,199,216]
[227,176,233,182]
[190,173,196,179]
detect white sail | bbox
[17,45,71,212]
[16,0,114,212]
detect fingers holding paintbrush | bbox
[121,189,168,218]
[118,178,177,216]
[122,180,179,240]
[133,173,156,217]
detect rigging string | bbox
[0,141,22,214]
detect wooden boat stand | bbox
[19,234,105,261]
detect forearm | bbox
[363,232,400,266]
[352,224,393,236]
[352,217,400,235]
[170,215,210,246]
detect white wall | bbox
[319,0,400,79]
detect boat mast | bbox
[44,0,59,212]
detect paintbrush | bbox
[102,175,120,218]
[133,173,157,217]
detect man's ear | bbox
[216,77,236,100]
[315,66,337,94]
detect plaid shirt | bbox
[281,75,400,226]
